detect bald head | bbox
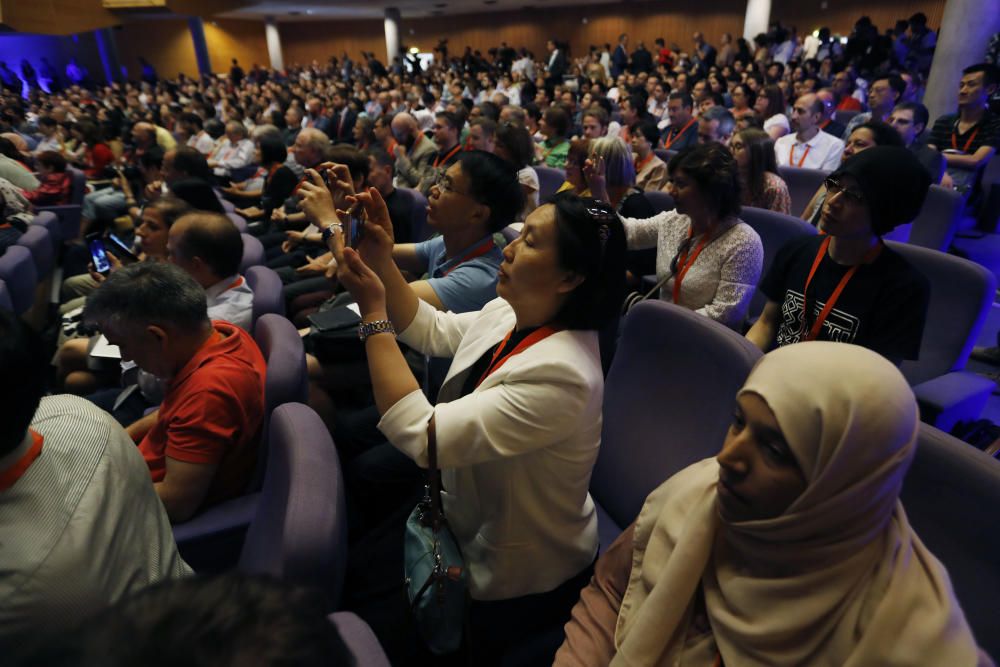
[168,212,243,287]
[792,93,823,135]
[816,89,836,120]
[132,122,156,147]
[292,128,330,169]
[391,112,419,142]
[1,133,26,153]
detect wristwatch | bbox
[321,222,343,244]
[358,319,395,342]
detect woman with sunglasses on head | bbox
[308,186,627,666]
[801,120,904,223]
[747,146,931,366]
[588,142,763,330]
[556,342,989,666]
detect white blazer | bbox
[378,297,603,601]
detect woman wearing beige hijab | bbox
[556,341,989,666]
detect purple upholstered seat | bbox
[328,612,392,666]
[16,224,54,278]
[240,403,348,607]
[227,211,249,233]
[900,423,1000,658]
[0,245,37,315]
[245,265,285,326]
[738,206,817,320]
[776,165,829,218]
[903,184,965,251]
[32,211,62,250]
[36,167,85,240]
[889,241,996,431]
[0,279,13,312]
[643,190,675,215]
[395,187,430,242]
[591,300,761,547]
[533,166,566,203]
[239,232,265,272]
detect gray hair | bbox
[84,263,208,335]
[590,136,635,189]
[702,106,736,140]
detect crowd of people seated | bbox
[1,11,998,666]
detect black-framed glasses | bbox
[824,176,865,205]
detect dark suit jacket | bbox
[548,50,568,79]
[611,45,629,77]
[331,109,357,143]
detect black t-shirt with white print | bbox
[760,235,930,363]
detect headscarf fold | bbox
[612,342,982,666]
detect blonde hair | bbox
[590,136,635,189]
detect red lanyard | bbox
[224,276,244,291]
[672,226,714,306]
[635,152,654,173]
[0,429,43,492]
[433,144,462,168]
[801,236,883,341]
[476,326,561,387]
[789,143,811,168]
[439,238,495,277]
[663,118,696,149]
[951,125,979,153]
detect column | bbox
[923,0,1000,121]
[742,0,771,43]
[384,7,401,66]
[265,17,284,71]
[187,16,212,79]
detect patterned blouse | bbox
[743,171,792,215]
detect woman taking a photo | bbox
[729,127,791,214]
[589,142,762,330]
[299,170,627,666]
[556,342,987,665]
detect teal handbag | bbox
[403,429,468,655]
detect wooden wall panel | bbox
[771,0,945,38]
[204,18,268,71]
[279,20,386,69]
[114,18,198,80]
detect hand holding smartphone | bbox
[86,234,112,275]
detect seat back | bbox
[653,148,677,164]
[229,163,261,183]
[834,109,860,125]
[68,167,86,205]
[900,424,1000,658]
[245,265,285,325]
[395,187,430,242]
[739,206,818,319]
[239,233,265,272]
[328,612,392,667]
[776,166,829,217]
[907,185,964,251]
[16,225,54,278]
[32,211,62,248]
[227,211,249,233]
[499,225,519,245]
[240,403,348,606]
[0,279,12,312]
[0,245,37,315]
[533,166,566,203]
[888,242,995,385]
[593,300,762,531]
[643,190,675,214]
[217,192,236,213]
[254,313,308,417]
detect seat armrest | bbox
[173,492,260,572]
[913,371,995,433]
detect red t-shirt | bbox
[85,143,114,179]
[836,97,863,112]
[140,321,267,510]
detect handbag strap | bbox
[426,424,445,531]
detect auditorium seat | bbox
[245,265,285,325]
[904,184,965,251]
[777,166,829,218]
[533,166,565,203]
[643,190,675,215]
[0,279,13,312]
[591,300,761,547]
[239,232,265,272]
[16,224,55,328]
[32,211,62,252]
[738,206,817,320]
[240,403,348,608]
[36,167,86,240]
[395,187,430,242]
[229,164,261,183]
[328,612,392,666]
[889,242,996,431]
[653,148,677,164]
[227,211,250,233]
[0,245,37,315]
[900,423,1000,658]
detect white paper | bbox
[346,302,361,316]
[90,334,122,360]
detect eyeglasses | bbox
[434,173,475,199]
[824,177,865,205]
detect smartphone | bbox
[344,201,365,249]
[106,233,139,264]
[87,235,112,275]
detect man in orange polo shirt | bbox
[84,262,266,523]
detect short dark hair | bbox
[204,119,225,140]
[327,144,370,185]
[179,112,204,131]
[701,106,736,139]
[84,262,209,335]
[257,134,287,165]
[550,193,627,330]
[171,146,212,181]
[634,119,661,145]
[962,63,1000,88]
[435,110,462,131]
[893,101,930,130]
[582,107,609,127]
[38,115,57,129]
[367,146,394,170]
[168,179,225,214]
[139,145,165,170]
[495,121,534,170]
[874,74,906,102]
[0,309,46,455]
[542,106,570,138]
[667,142,742,219]
[851,120,906,148]
[668,92,694,108]
[457,150,523,232]
[470,116,497,137]
[9,573,352,666]
[173,212,244,279]
[36,150,67,172]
